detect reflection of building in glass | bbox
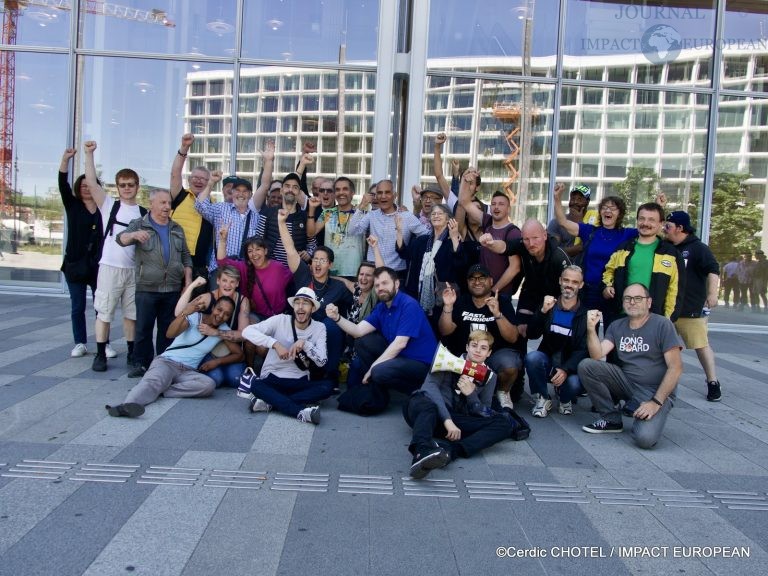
[186,50,768,222]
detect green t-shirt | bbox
[627,238,659,289]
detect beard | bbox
[377,288,395,303]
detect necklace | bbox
[310,277,328,294]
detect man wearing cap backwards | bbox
[241,287,331,425]
[105,295,243,418]
[437,263,522,410]
[170,133,216,295]
[547,184,591,258]
[664,210,723,402]
[255,171,316,266]
[194,144,274,273]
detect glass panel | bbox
[2,0,70,48]
[564,0,716,86]
[1,53,68,286]
[705,96,768,321]
[724,0,768,93]
[558,86,708,222]
[242,0,379,63]
[422,77,554,224]
[82,0,236,57]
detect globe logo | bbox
[641,24,682,64]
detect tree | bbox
[613,166,660,216]
[708,172,762,264]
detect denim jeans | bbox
[134,291,179,368]
[202,353,246,388]
[250,373,333,417]
[525,350,583,403]
[66,279,96,344]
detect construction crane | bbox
[0,0,174,210]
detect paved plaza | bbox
[0,292,767,576]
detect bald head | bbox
[521,219,548,260]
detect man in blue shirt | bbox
[326,266,438,408]
[105,296,243,417]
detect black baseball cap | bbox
[466,263,492,278]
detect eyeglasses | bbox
[312,258,329,264]
[117,183,137,188]
[468,276,489,282]
[319,188,334,193]
[601,205,619,212]
[622,295,649,304]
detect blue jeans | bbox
[66,279,96,344]
[525,350,583,403]
[134,291,179,368]
[250,373,333,417]
[202,353,246,388]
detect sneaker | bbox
[92,355,107,372]
[531,394,552,418]
[409,447,451,480]
[237,367,256,399]
[558,401,573,416]
[127,365,147,379]
[71,343,88,358]
[105,343,118,358]
[496,390,514,410]
[706,380,722,402]
[249,398,272,413]
[582,418,623,434]
[297,406,321,425]
[105,403,145,418]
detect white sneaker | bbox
[496,390,514,410]
[105,344,118,358]
[249,398,272,413]
[70,343,88,357]
[531,394,552,418]
[297,406,320,424]
[558,401,573,416]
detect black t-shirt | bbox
[505,237,570,311]
[293,260,353,321]
[439,293,517,356]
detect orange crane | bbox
[0,0,174,209]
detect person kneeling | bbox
[106,297,243,417]
[404,331,515,479]
[241,287,332,425]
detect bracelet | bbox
[651,397,663,406]
[177,149,188,157]
[494,315,502,320]
[442,309,453,315]
[307,215,316,219]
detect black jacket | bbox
[674,234,719,318]
[526,302,589,374]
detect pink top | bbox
[220,257,293,318]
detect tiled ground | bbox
[0,292,767,576]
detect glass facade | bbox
[1,0,766,323]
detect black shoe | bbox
[126,352,135,366]
[706,381,722,402]
[105,403,145,418]
[409,447,451,479]
[127,365,147,378]
[92,355,107,372]
[582,418,623,434]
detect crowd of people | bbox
[57,131,738,478]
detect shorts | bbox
[487,348,523,373]
[94,264,136,323]
[674,317,708,350]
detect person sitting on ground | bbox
[578,283,683,448]
[404,330,515,479]
[240,287,332,425]
[105,296,243,417]
[524,265,589,418]
[326,266,438,412]
[174,268,250,388]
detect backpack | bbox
[103,200,147,238]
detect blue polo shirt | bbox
[364,290,437,364]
